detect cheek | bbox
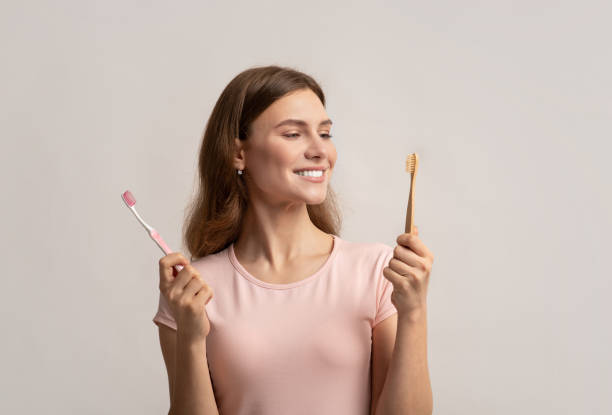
[248,144,295,182]
[266,140,297,165]
[251,141,283,166]
[327,143,338,166]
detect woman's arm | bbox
[169,333,219,415]
[375,311,433,415]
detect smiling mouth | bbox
[294,170,326,178]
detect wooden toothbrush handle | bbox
[405,174,415,234]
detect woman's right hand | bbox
[159,252,214,343]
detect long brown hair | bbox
[182,65,343,260]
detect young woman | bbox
[154,65,434,415]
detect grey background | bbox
[1,1,610,413]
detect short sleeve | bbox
[372,246,397,328]
[152,291,177,331]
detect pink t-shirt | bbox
[153,234,397,415]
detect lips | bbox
[293,166,328,172]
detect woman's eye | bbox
[283,133,333,139]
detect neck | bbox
[234,202,330,267]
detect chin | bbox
[304,193,327,205]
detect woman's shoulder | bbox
[335,235,394,261]
[190,245,232,273]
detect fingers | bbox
[192,281,215,306]
[393,244,428,270]
[159,252,190,281]
[160,256,213,305]
[182,274,205,298]
[180,273,214,310]
[383,264,407,287]
[396,231,432,259]
[158,252,190,292]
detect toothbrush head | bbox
[405,153,419,174]
[121,189,154,233]
[122,190,136,207]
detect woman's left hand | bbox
[383,225,434,320]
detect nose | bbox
[304,131,329,160]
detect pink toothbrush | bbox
[121,190,184,275]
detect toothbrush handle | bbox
[405,173,415,234]
[150,229,184,274]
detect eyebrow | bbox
[274,118,333,129]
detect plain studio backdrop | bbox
[1,1,610,413]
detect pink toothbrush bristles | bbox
[122,190,136,207]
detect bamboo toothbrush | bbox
[405,153,419,234]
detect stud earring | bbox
[237,169,243,175]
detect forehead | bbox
[256,89,328,129]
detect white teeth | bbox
[295,170,324,177]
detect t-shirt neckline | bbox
[228,234,339,290]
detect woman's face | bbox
[235,88,337,207]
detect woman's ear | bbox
[233,137,245,170]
